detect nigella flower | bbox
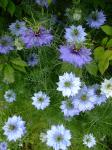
[101,78,112,98]
[83,133,96,148]
[27,53,38,67]
[87,10,106,29]
[60,97,80,118]
[31,91,50,110]
[46,124,71,150]
[40,132,47,143]
[73,86,96,112]
[0,36,14,54]
[4,90,16,103]
[0,142,7,150]
[57,72,81,97]
[21,27,53,48]
[35,0,48,7]
[59,45,92,68]
[90,84,107,105]
[9,20,27,36]
[64,25,87,44]
[3,115,26,141]
[35,0,56,7]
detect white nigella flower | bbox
[3,115,26,141]
[31,91,50,110]
[40,132,47,143]
[83,133,96,148]
[4,90,16,103]
[73,9,82,21]
[60,97,80,118]
[64,25,87,44]
[57,72,81,97]
[46,124,71,150]
[101,78,112,98]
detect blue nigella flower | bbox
[90,84,107,105]
[3,115,26,141]
[64,25,87,44]
[59,45,92,68]
[27,53,38,67]
[87,10,106,29]
[0,35,14,54]
[9,20,27,36]
[0,142,7,150]
[73,86,97,112]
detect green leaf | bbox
[4,64,15,83]
[101,37,108,46]
[106,39,112,48]
[0,0,8,10]
[86,61,98,76]
[98,50,112,74]
[101,25,112,36]
[11,57,27,67]
[7,0,15,16]
[12,64,26,73]
[94,46,104,61]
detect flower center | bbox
[95,89,101,96]
[107,84,112,89]
[81,94,87,101]
[9,124,16,131]
[74,29,79,35]
[91,12,98,20]
[66,100,74,109]
[64,81,71,87]
[1,40,8,46]
[56,135,63,142]
[86,137,91,143]
[15,23,20,29]
[38,97,44,102]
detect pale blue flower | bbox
[3,115,26,141]
[0,142,7,150]
[9,20,27,36]
[65,25,87,44]
[60,97,80,118]
[4,90,16,103]
[73,86,96,112]
[46,125,71,150]
[87,10,106,29]
[90,84,107,105]
[32,91,50,110]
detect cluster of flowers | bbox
[59,10,106,68]
[0,20,53,67]
[2,73,112,149]
[0,5,109,150]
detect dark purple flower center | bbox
[34,29,41,37]
[71,46,81,54]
